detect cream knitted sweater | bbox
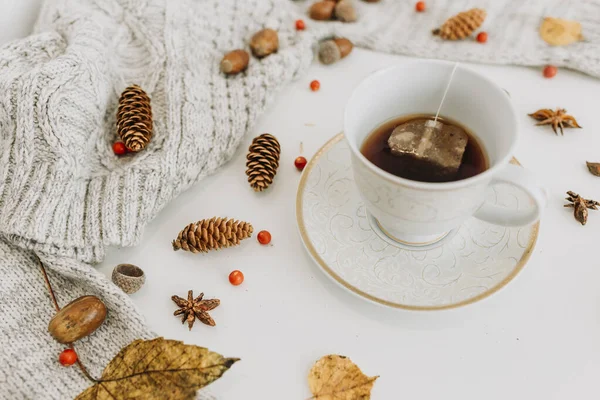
[0,0,598,398]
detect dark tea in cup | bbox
[360,114,488,183]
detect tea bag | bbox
[387,118,468,178]
[387,62,468,179]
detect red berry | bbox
[310,80,320,92]
[112,141,127,155]
[543,65,557,78]
[59,349,78,366]
[295,156,307,171]
[229,270,244,286]
[296,19,305,31]
[415,1,425,12]
[257,230,272,245]
[476,32,488,43]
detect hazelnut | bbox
[334,1,357,22]
[250,28,279,58]
[309,1,336,20]
[220,49,250,75]
[318,38,353,64]
[48,296,107,344]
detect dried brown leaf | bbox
[308,355,378,400]
[540,17,583,46]
[586,162,600,177]
[75,337,239,400]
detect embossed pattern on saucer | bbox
[296,134,539,310]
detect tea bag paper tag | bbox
[416,120,443,155]
[425,119,440,128]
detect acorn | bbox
[318,38,353,65]
[334,1,357,22]
[309,1,336,20]
[220,50,250,75]
[250,28,279,58]
[48,296,107,344]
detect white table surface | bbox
[4,2,600,398]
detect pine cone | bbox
[172,217,253,253]
[434,8,487,40]
[117,85,153,152]
[246,133,281,192]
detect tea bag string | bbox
[418,62,459,154]
[434,62,459,123]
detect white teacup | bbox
[344,60,546,247]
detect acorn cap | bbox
[334,1,357,22]
[112,264,146,294]
[318,40,341,65]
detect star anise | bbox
[172,290,220,330]
[564,191,599,225]
[528,108,582,135]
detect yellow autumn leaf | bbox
[308,355,379,400]
[539,17,583,46]
[75,337,239,400]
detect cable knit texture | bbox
[0,0,599,398]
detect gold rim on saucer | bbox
[296,133,539,311]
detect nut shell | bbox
[112,264,146,294]
[334,38,353,58]
[309,1,336,20]
[250,28,279,58]
[220,49,249,75]
[48,296,107,344]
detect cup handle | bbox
[473,164,547,226]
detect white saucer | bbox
[296,134,539,310]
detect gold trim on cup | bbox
[296,133,540,311]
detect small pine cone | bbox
[434,8,487,40]
[117,85,153,152]
[172,217,253,253]
[246,133,281,192]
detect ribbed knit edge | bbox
[0,163,165,263]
